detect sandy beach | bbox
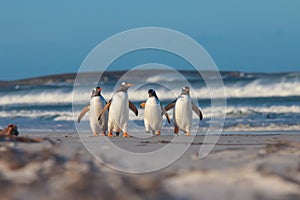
[1,131,300,200]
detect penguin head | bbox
[91,87,102,97]
[118,82,134,92]
[181,86,190,95]
[148,89,158,98]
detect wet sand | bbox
[0,132,300,200]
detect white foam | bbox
[0,110,76,122]
[200,105,300,119]
[225,105,300,114]
[0,78,299,106]
[0,91,85,105]
[145,73,181,83]
[2,104,299,123]
[222,80,300,98]
[130,80,300,100]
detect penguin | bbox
[164,86,203,136]
[98,82,138,137]
[140,89,170,135]
[77,87,108,136]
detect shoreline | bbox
[17,129,300,136]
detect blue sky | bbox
[0,0,299,80]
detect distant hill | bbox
[0,70,274,89]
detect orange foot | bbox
[122,132,130,137]
[107,132,113,137]
[155,131,161,136]
[174,126,179,134]
[93,132,99,137]
[185,132,191,136]
[100,131,107,136]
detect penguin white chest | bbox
[89,96,107,133]
[108,92,129,132]
[174,95,192,132]
[144,97,162,131]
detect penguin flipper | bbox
[160,105,171,124]
[164,99,177,112]
[98,100,111,120]
[192,103,203,120]
[129,101,138,116]
[164,111,171,124]
[78,105,90,123]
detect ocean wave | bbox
[0,74,299,106]
[0,83,299,106]
[145,73,186,83]
[2,105,300,132]
[0,110,74,121]
[225,105,300,115]
[116,80,300,101]
[74,78,300,103]
[223,79,300,98]
[0,92,70,105]
[1,104,299,122]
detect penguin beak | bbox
[98,87,102,91]
[126,83,134,87]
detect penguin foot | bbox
[100,132,107,136]
[155,131,161,136]
[174,126,179,134]
[185,132,191,136]
[108,132,113,137]
[140,102,146,108]
[122,132,130,137]
[93,132,99,137]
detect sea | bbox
[0,70,299,134]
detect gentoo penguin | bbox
[98,82,138,137]
[140,89,170,135]
[77,87,108,136]
[164,86,203,136]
